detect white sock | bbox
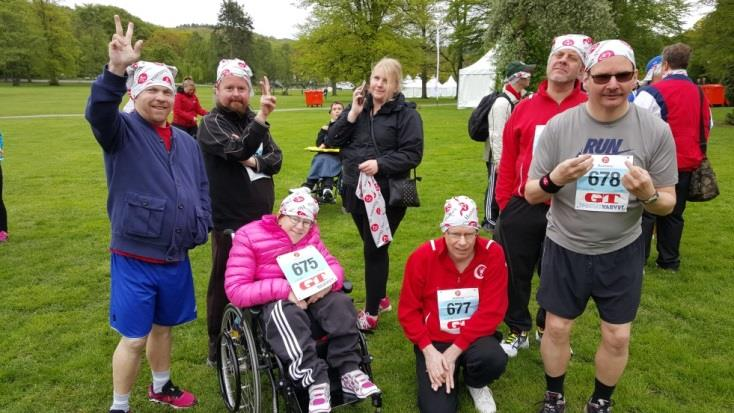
[110,392,130,412]
[152,370,171,393]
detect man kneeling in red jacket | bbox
[398,196,508,413]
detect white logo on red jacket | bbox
[474,264,487,280]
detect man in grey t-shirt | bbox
[525,40,678,413]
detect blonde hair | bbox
[372,57,403,93]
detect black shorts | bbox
[536,235,644,324]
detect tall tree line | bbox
[0,0,296,86]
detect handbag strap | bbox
[697,86,707,155]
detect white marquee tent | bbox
[402,75,422,98]
[457,49,498,108]
[440,75,457,98]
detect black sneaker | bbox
[109,410,130,413]
[538,391,565,413]
[584,398,612,413]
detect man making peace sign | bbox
[85,16,212,413]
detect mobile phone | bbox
[357,81,368,105]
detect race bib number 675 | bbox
[276,245,337,301]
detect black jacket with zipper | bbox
[326,93,423,203]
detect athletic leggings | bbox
[351,207,406,315]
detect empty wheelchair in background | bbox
[216,290,382,412]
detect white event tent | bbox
[457,49,498,108]
[441,75,457,97]
[402,75,422,98]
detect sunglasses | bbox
[589,71,635,85]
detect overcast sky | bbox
[59,0,711,39]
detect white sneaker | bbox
[308,382,331,413]
[467,386,497,413]
[500,331,529,357]
[341,369,380,398]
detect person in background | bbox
[85,16,212,413]
[173,76,208,137]
[296,101,344,202]
[482,61,535,232]
[398,196,508,413]
[197,58,281,366]
[225,189,380,413]
[526,40,677,413]
[0,129,7,243]
[494,34,592,358]
[634,43,712,272]
[326,57,423,331]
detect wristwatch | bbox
[640,191,659,205]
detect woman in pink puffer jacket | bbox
[224,190,380,413]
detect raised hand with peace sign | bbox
[255,75,277,124]
[108,15,143,76]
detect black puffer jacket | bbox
[326,93,423,192]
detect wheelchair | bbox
[216,285,382,413]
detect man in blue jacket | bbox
[85,16,212,413]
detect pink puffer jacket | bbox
[225,214,345,308]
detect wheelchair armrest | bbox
[342,280,353,294]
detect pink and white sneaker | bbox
[341,369,381,399]
[0,231,8,243]
[378,297,392,313]
[148,380,197,409]
[356,310,378,331]
[308,382,331,413]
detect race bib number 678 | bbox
[575,155,633,212]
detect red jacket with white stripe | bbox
[635,74,711,171]
[495,80,587,210]
[225,214,344,308]
[398,237,508,351]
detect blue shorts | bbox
[536,236,644,324]
[110,254,197,338]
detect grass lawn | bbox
[0,83,732,412]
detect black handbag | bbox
[688,87,720,202]
[388,169,422,208]
[367,116,421,207]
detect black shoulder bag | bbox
[688,87,719,202]
[368,114,421,208]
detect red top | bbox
[173,92,208,128]
[648,76,711,171]
[495,80,587,210]
[398,237,508,351]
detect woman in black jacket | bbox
[326,57,424,330]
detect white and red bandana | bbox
[356,172,392,248]
[125,61,177,99]
[549,34,594,63]
[440,196,479,233]
[279,188,319,221]
[586,39,636,71]
[216,58,253,88]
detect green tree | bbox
[72,5,156,78]
[609,0,689,68]
[30,0,80,85]
[685,0,734,83]
[142,29,188,69]
[395,0,441,98]
[0,0,42,84]
[295,0,415,91]
[485,0,616,88]
[212,0,254,59]
[441,0,491,95]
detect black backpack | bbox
[467,92,512,142]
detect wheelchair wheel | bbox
[217,305,261,412]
